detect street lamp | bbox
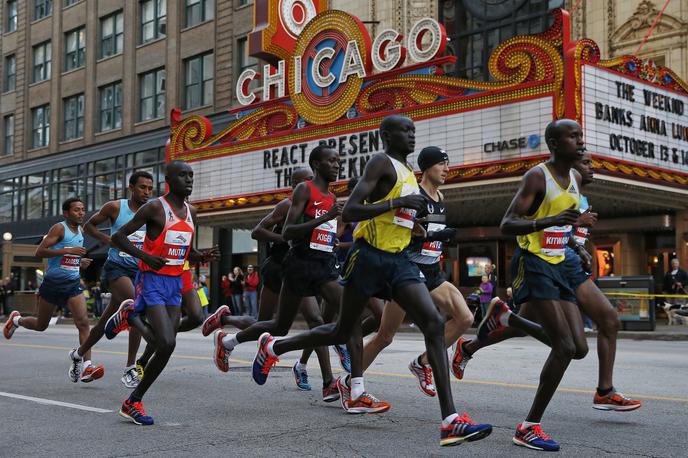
[2,232,11,241]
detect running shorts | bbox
[101,260,138,290]
[133,271,183,313]
[340,240,424,300]
[511,247,576,305]
[260,256,284,294]
[417,262,446,292]
[38,276,83,308]
[561,246,591,292]
[282,250,339,297]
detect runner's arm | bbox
[83,200,118,246]
[282,182,341,240]
[35,223,76,258]
[112,200,160,262]
[251,199,290,243]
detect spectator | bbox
[664,258,688,295]
[0,280,7,318]
[479,275,494,318]
[505,286,515,312]
[221,274,235,313]
[243,265,260,318]
[3,276,15,316]
[196,281,210,319]
[229,267,244,314]
[91,281,103,317]
[485,264,498,298]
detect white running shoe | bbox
[121,367,141,388]
[68,349,83,383]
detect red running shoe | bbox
[202,305,229,337]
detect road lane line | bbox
[0,391,112,413]
[4,341,687,404]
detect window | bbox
[34,0,52,20]
[64,0,79,6]
[3,54,15,92]
[139,68,165,121]
[140,0,166,44]
[440,0,563,80]
[6,0,17,32]
[185,0,213,27]
[33,41,52,82]
[184,52,213,109]
[31,104,50,148]
[100,11,124,58]
[63,93,84,140]
[3,114,13,155]
[238,0,251,6]
[99,81,122,131]
[64,27,85,71]
[237,36,258,73]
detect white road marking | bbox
[0,391,113,413]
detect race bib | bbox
[163,230,192,265]
[310,219,338,252]
[392,183,418,229]
[540,225,571,257]
[421,222,445,259]
[573,227,589,246]
[60,254,81,271]
[120,230,146,258]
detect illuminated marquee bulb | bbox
[280,0,318,38]
[407,18,446,64]
[372,29,405,72]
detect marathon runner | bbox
[212,148,349,402]
[4,198,104,383]
[251,115,493,447]
[67,171,153,388]
[454,151,641,414]
[111,160,210,425]
[362,146,474,397]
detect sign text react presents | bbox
[237,10,446,125]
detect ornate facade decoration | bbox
[610,0,687,49]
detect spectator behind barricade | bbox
[195,280,210,319]
[91,281,103,317]
[663,258,688,301]
[243,265,260,318]
[221,273,234,313]
[485,264,498,298]
[479,275,494,317]
[229,267,244,314]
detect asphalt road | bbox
[1,325,686,457]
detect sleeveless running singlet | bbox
[139,196,195,276]
[407,187,446,265]
[46,222,84,281]
[107,199,146,267]
[518,163,580,264]
[291,180,337,255]
[353,155,419,253]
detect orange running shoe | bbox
[213,330,230,373]
[3,311,20,339]
[80,364,105,383]
[202,305,229,337]
[345,392,391,414]
[593,390,641,411]
[451,337,472,380]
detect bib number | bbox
[119,230,146,258]
[310,219,338,252]
[573,227,588,246]
[421,222,445,259]
[60,254,81,271]
[162,230,192,265]
[392,183,418,229]
[540,225,571,257]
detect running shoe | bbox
[408,357,436,397]
[322,379,340,402]
[119,399,154,426]
[80,363,105,383]
[213,330,230,373]
[121,367,141,389]
[67,349,83,383]
[336,375,351,412]
[3,311,20,339]
[477,297,510,341]
[345,392,391,414]
[135,360,145,379]
[440,412,493,446]
[513,423,560,451]
[252,332,279,385]
[292,363,311,391]
[333,344,352,373]
[105,299,134,340]
[593,391,642,411]
[451,337,472,380]
[202,305,229,337]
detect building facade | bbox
[1,0,688,308]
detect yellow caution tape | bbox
[602,292,688,299]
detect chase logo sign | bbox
[483,134,541,153]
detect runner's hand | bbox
[412,221,427,238]
[396,194,427,212]
[550,205,580,226]
[144,255,168,271]
[326,202,343,219]
[64,247,87,256]
[578,247,593,271]
[202,246,221,262]
[575,207,598,228]
[80,258,92,269]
